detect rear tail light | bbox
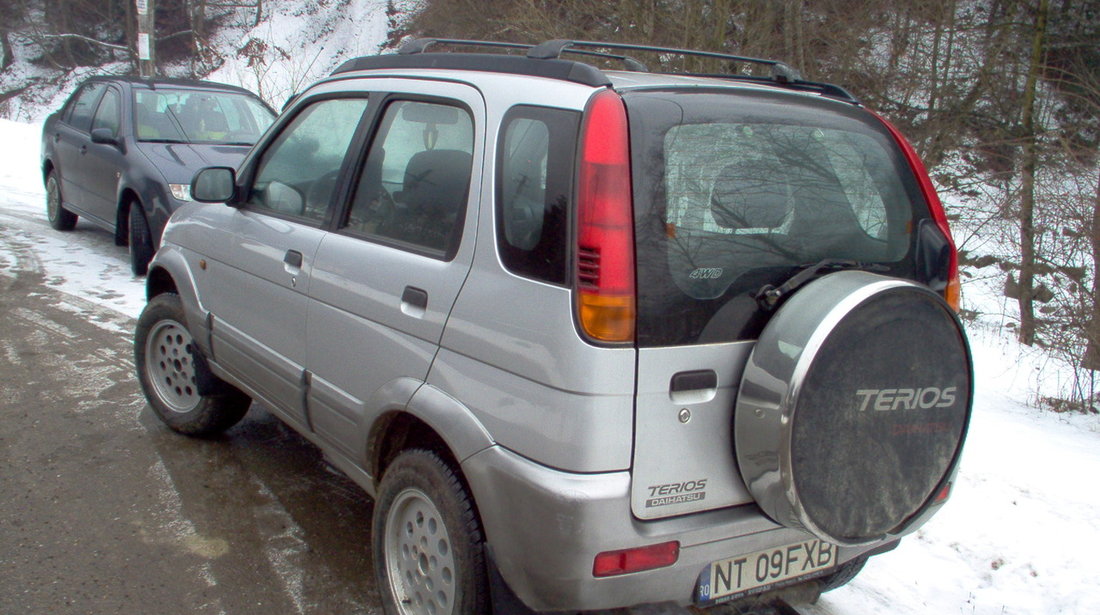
[575,89,636,343]
[593,541,680,577]
[873,112,961,311]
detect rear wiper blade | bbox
[755,259,888,311]
[140,138,188,144]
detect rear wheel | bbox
[128,201,155,276]
[45,172,77,231]
[373,449,489,615]
[135,293,250,436]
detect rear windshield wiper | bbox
[755,259,888,311]
[139,138,188,144]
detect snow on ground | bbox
[2,116,1099,614]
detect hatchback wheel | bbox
[46,172,77,231]
[128,202,155,276]
[135,293,250,435]
[374,449,489,615]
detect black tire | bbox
[373,449,489,615]
[45,171,77,231]
[134,293,250,436]
[128,201,155,276]
[818,556,866,593]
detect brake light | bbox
[873,112,961,311]
[575,89,636,343]
[593,541,680,577]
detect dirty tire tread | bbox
[373,449,490,615]
[45,172,77,231]
[128,202,154,276]
[818,556,866,593]
[134,293,249,436]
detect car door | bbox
[52,82,107,213]
[80,85,126,225]
[305,82,483,458]
[194,95,372,430]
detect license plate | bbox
[695,539,836,604]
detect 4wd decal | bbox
[646,479,708,508]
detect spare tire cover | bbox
[735,271,971,546]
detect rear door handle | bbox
[401,286,428,318]
[80,144,87,155]
[284,250,303,268]
[401,286,428,309]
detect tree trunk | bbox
[1084,167,1100,370]
[1017,0,1050,346]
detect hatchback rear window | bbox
[625,90,926,346]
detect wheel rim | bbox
[144,320,201,413]
[46,176,60,223]
[384,488,457,615]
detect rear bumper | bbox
[462,445,899,612]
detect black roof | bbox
[81,75,260,97]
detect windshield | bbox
[133,88,275,145]
[625,89,927,346]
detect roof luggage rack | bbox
[331,38,859,104]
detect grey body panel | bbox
[632,342,756,518]
[463,443,897,611]
[181,204,323,426]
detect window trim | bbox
[63,82,108,133]
[493,104,580,287]
[235,92,373,230]
[333,93,476,263]
[90,86,123,138]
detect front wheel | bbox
[128,202,155,276]
[134,293,250,436]
[46,171,77,231]
[373,449,489,615]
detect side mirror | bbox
[191,167,238,204]
[90,128,122,149]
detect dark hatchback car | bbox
[40,76,276,274]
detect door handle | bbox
[401,286,428,309]
[284,250,303,268]
[80,144,87,155]
[400,286,428,318]
[669,370,718,405]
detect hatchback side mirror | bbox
[191,167,238,204]
[90,128,122,150]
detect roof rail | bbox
[527,39,801,84]
[398,38,649,72]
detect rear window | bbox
[625,90,927,346]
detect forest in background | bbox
[2,0,1099,410]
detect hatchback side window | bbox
[65,83,107,133]
[496,106,579,284]
[344,100,474,257]
[91,88,121,138]
[246,98,369,223]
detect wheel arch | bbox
[115,187,143,245]
[367,384,495,486]
[144,247,211,356]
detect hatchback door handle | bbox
[284,250,303,268]
[80,144,87,155]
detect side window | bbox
[344,100,474,257]
[246,98,369,223]
[65,83,107,133]
[496,106,579,284]
[91,88,121,137]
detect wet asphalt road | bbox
[1,264,382,614]
[0,231,720,615]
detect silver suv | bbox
[134,39,972,614]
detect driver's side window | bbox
[247,98,369,223]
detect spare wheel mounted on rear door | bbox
[735,270,972,546]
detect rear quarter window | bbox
[625,90,926,346]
